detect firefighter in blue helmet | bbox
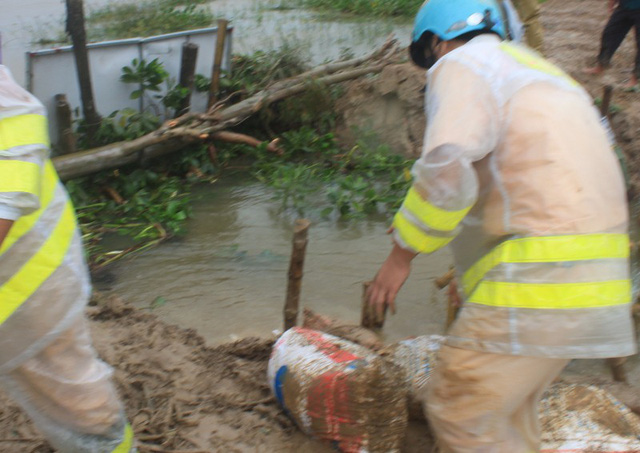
[367,0,637,451]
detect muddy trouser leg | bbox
[598,8,635,67]
[424,345,569,453]
[0,316,134,453]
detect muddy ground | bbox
[1,0,640,451]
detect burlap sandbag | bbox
[268,327,408,453]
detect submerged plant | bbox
[288,0,422,18]
[251,127,412,219]
[86,0,213,41]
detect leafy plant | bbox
[121,58,168,100]
[76,108,161,148]
[250,127,412,219]
[162,77,191,115]
[220,45,309,97]
[66,166,193,269]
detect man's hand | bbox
[0,219,14,249]
[366,243,417,319]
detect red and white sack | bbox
[384,335,445,420]
[540,383,640,452]
[268,327,408,453]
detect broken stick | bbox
[361,281,386,329]
[283,219,311,331]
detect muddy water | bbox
[208,0,412,64]
[102,175,640,382]
[3,0,412,87]
[101,176,453,344]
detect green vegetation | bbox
[288,0,422,18]
[67,46,411,270]
[86,0,213,41]
[250,127,412,218]
[287,0,548,19]
[66,166,195,269]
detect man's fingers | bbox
[388,298,396,315]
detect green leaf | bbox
[150,296,167,310]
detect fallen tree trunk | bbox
[53,38,399,180]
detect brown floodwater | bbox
[100,175,640,383]
[100,176,453,344]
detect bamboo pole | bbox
[445,280,460,330]
[361,281,386,329]
[435,268,455,290]
[283,219,311,331]
[208,19,229,109]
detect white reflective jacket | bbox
[394,35,637,358]
[0,66,90,372]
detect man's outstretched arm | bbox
[0,218,14,248]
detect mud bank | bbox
[1,0,640,451]
[0,294,637,452]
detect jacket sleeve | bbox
[392,58,500,254]
[0,65,50,218]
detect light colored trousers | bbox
[1,316,133,452]
[425,345,568,453]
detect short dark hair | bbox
[454,29,501,43]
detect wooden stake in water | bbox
[208,19,230,109]
[361,281,386,329]
[283,219,311,331]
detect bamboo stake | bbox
[361,281,386,329]
[208,19,229,109]
[435,268,455,290]
[283,219,311,331]
[55,93,76,155]
[445,279,460,330]
[599,84,614,118]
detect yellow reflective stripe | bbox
[393,211,453,253]
[499,42,579,87]
[112,423,134,453]
[0,160,59,255]
[468,279,631,309]
[402,186,471,232]
[0,160,41,195]
[0,200,75,324]
[461,234,629,295]
[0,114,49,150]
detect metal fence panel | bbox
[27,26,232,147]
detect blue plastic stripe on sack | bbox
[274,365,288,409]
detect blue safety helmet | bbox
[409,0,508,68]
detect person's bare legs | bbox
[583,64,606,75]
